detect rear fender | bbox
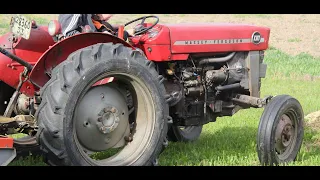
[29,32,134,89]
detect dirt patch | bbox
[305,111,320,131]
[305,111,320,148]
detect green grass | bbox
[264,47,320,78]
[1,14,320,166]
[8,48,320,166]
[9,156,47,166]
[159,77,320,166]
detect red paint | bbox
[0,26,55,97]
[0,22,270,97]
[29,32,133,91]
[129,23,270,61]
[143,45,171,61]
[129,24,172,61]
[167,23,270,53]
[117,25,124,40]
[0,137,13,149]
[92,77,114,87]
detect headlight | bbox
[48,20,61,36]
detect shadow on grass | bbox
[7,127,320,166]
[159,126,258,166]
[159,125,320,166]
[9,126,258,166]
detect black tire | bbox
[36,43,169,166]
[167,125,203,142]
[257,95,304,166]
[13,136,43,159]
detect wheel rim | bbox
[274,109,298,160]
[73,73,155,166]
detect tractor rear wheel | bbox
[36,43,169,166]
[167,125,203,142]
[257,95,304,166]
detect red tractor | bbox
[0,14,304,166]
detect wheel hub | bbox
[275,114,294,154]
[281,124,292,147]
[75,85,130,152]
[96,107,120,134]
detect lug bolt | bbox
[111,107,116,113]
[97,117,102,122]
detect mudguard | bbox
[27,32,133,95]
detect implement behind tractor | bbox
[0,14,304,166]
[0,136,15,166]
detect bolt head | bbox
[97,117,102,122]
[110,107,116,113]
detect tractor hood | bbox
[165,23,271,53]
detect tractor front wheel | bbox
[257,95,304,166]
[36,43,169,166]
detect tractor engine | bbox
[13,93,40,116]
[163,51,266,126]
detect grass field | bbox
[1,14,320,166]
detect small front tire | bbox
[257,95,304,166]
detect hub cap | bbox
[75,85,130,152]
[275,114,295,155]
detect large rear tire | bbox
[36,43,169,166]
[257,95,304,166]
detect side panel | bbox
[0,26,55,96]
[169,25,270,53]
[142,45,171,61]
[29,33,133,90]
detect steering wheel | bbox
[124,15,159,35]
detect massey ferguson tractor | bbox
[0,14,304,166]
